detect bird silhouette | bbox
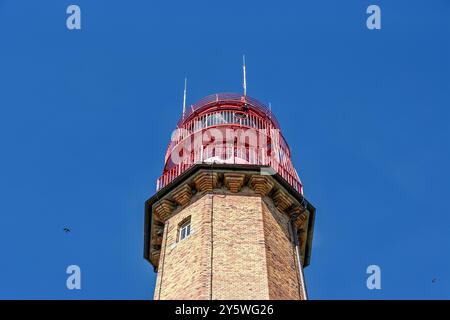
[63,227,71,233]
[432,278,437,283]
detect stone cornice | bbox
[144,164,316,270]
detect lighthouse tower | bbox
[144,93,315,300]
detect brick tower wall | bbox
[154,194,212,300]
[153,189,303,300]
[210,194,270,300]
[262,200,303,299]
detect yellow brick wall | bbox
[154,194,212,300]
[154,191,303,300]
[262,200,303,299]
[211,194,269,299]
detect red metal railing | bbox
[156,145,303,195]
[164,108,289,166]
[178,93,281,129]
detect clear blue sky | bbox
[0,0,449,299]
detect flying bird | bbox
[63,227,71,233]
[432,278,437,283]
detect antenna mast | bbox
[182,77,187,119]
[242,55,247,96]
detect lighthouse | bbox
[144,92,316,300]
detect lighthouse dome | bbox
[156,93,303,195]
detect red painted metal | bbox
[156,93,303,195]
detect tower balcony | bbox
[156,145,303,195]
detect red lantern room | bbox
[156,93,304,195]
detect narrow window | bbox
[178,218,191,242]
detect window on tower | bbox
[178,218,191,242]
